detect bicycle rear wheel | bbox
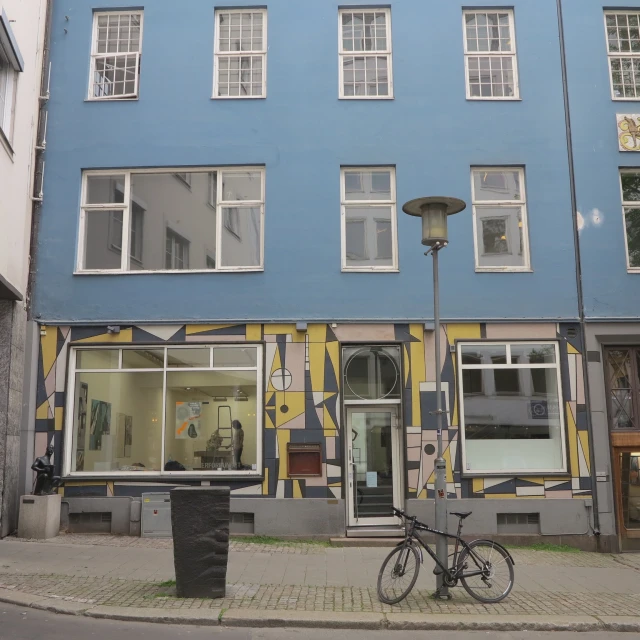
[458,540,514,603]
[377,543,420,605]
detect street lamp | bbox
[402,196,466,599]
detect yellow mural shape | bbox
[55,407,64,431]
[185,324,236,335]
[246,324,262,341]
[293,479,302,498]
[472,477,484,494]
[566,402,579,478]
[309,343,325,392]
[307,324,327,343]
[567,343,579,355]
[409,324,425,427]
[277,429,291,479]
[262,467,269,495]
[75,328,133,343]
[264,324,306,342]
[36,401,49,420]
[276,392,305,427]
[444,323,482,345]
[578,431,591,474]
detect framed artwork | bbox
[116,413,133,458]
[76,450,85,471]
[175,401,201,439]
[89,400,111,451]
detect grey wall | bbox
[0,301,27,537]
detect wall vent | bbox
[496,512,540,534]
[68,512,112,534]
[230,512,255,534]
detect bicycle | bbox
[377,507,515,604]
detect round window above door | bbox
[343,346,401,401]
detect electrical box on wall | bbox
[141,493,172,538]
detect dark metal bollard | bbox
[170,486,230,598]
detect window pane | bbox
[462,366,564,472]
[128,172,216,271]
[622,173,640,201]
[219,207,261,267]
[221,171,262,201]
[84,210,123,269]
[122,349,165,368]
[510,344,556,365]
[72,371,163,472]
[472,170,521,201]
[86,175,125,204]
[627,208,640,268]
[475,206,526,268]
[212,347,258,367]
[167,348,210,368]
[460,344,506,364]
[165,370,258,471]
[76,350,119,369]
[344,206,393,267]
[344,170,391,200]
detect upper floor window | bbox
[463,10,518,100]
[340,167,397,271]
[620,170,640,270]
[339,8,393,99]
[471,167,530,272]
[78,167,264,273]
[89,11,143,100]
[458,342,567,475]
[214,9,267,98]
[0,11,22,145]
[606,12,640,100]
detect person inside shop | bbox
[232,420,245,470]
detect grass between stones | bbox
[509,543,582,553]
[234,535,331,547]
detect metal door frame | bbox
[345,405,403,527]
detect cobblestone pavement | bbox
[2,535,640,617]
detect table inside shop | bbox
[194,449,234,471]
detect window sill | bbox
[627,268,640,273]
[211,95,266,100]
[339,95,394,100]
[612,97,640,101]
[85,96,139,102]
[74,268,264,275]
[342,268,399,273]
[462,469,569,478]
[466,97,522,101]
[64,471,263,480]
[475,267,533,273]
[0,126,14,159]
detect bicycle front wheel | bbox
[377,543,420,605]
[458,540,514,603]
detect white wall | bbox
[0,1,46,297]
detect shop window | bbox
[68,345,262,476]
[288,443,322,477]
[458,342,567,474]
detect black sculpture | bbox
[31,445,63,495]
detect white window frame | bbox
[338,7,393,100]
[213,8,267,99]
[471,166,531,272]
[462,9,519,100]
[619,169,640,272]
[0,14,21,146]
[88,10,144,101]
[76,167,265,274]
[605,11,640,101]
[165,227,190,270]
[457,341,568,476]
[63,344,264,478]
[340,166,398,272]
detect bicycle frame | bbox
[397,515,515,584]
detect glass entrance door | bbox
[615,450,640,550]
[346,406,402,527]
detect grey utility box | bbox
[141,493,172,538]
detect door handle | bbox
[352,462,358,522]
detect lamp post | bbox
[402,196,466,599]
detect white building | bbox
[0,0,48,536]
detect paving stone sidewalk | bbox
[1,534,640,619]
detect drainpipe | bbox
[26,0,53,318]
[556,0,601,541]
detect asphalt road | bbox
[1,604,640,640]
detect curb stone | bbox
[0,588,637,632]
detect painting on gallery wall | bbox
[117,413,133,458]
[175,401,201,439]
[76,382,88,470]
[90,400,111,451]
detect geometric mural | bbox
[36,321,591,502]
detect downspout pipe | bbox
[556,0,601,540]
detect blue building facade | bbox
[31,0,616,547]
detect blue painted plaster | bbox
[563,0,640,319]
[33,0,580,323]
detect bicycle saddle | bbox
[451,511,472,519]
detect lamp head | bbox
[402,196,466,246]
